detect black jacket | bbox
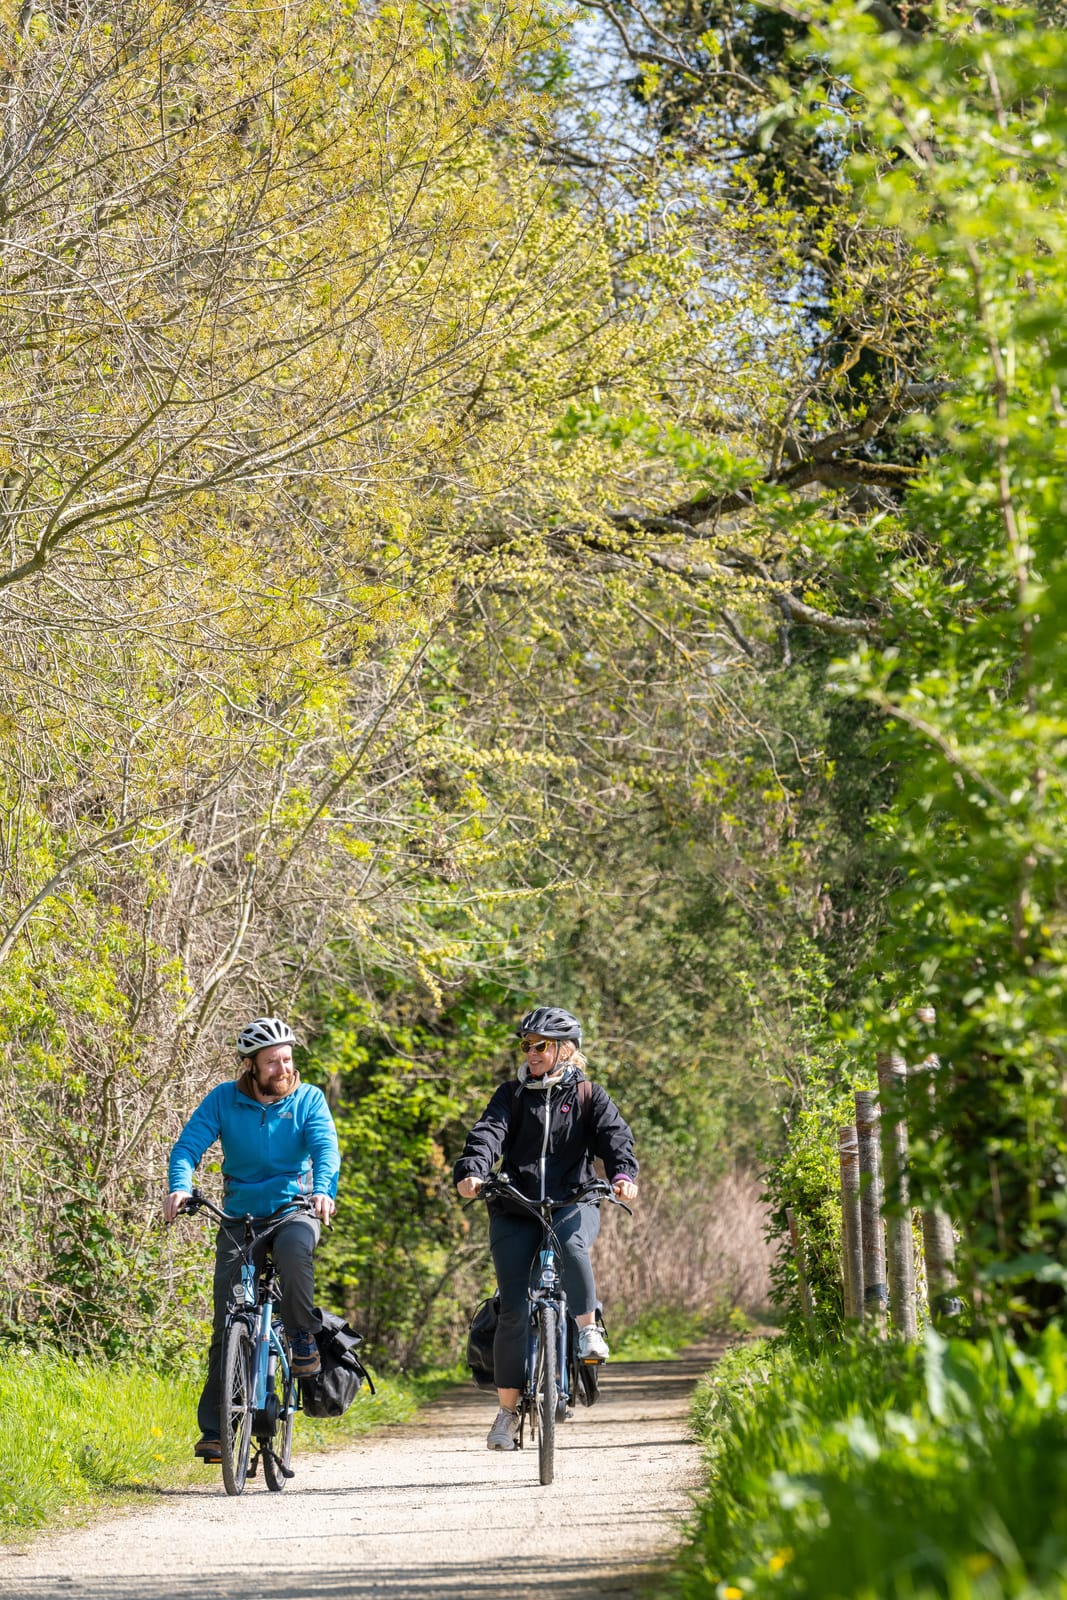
[453,1064,638,1211]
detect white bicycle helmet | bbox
[236,1016,297,1059]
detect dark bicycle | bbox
[472,1173,631,1486]
[178,1187,308,1496]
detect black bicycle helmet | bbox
[517,1005,582,1046]
[236,1016,297,1058]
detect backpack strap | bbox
[577,1078,592,1123]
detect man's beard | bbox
[255,1066,293,1099]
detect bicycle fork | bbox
[239,1270,296,1483]
[519,1247,570,1447]
[541,1250,571,1411]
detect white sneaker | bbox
[578,1325,609,1363]
[486,1407,520,1450]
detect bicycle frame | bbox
[230,1239,292,1417]
[182,1186,308,1492]
[471,1175,630,1483]
[525,1231,572,1428]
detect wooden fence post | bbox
[839,1124,864,1324]
[855,1089,887,1335]
[785,1206,815,1328]
[877,1047,918,1339]
[922,1201,960,1325]
[914,1006,961,1325]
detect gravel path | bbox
[1,1345,722,1600]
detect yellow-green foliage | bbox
[0,0,902,1369]
[0,0,760,1352]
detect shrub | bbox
[672,1327,1067,1599]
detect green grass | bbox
[612,1304,751,1362]
[668,1328,1067,1600]
[0,1348,456,1537]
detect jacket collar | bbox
[517,1061,581,1092]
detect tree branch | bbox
[615,382,942,531]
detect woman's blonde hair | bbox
[558,1041,588,1073]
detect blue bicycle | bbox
[180,1187,305,1495]
[475,1174,630,1485]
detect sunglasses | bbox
[521,1038,555,1054]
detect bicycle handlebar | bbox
[467,1174,633,1218]
[178,1187,226,1223]
[176,1187,317,1226]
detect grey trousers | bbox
[488,1202,601,1391]
[198,1213,321,1437]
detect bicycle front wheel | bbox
[261,1338,295,1492]
[220,1318,255,1496]
[534,1302,558,1486]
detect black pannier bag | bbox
[299,1307,375,1419]
[466,1294,499,1390]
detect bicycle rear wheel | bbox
[261,1339,295,1492]
[534,1302,558,1486]
[221,1318,255,1496]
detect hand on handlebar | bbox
[458,1173,633,1214]
[163,1190,192,1223]
[312,1194,336,1224]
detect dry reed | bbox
[594,1166,776,1324]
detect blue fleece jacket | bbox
[168,1078,340,1217]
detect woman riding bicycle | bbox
[454,1005,638,1452]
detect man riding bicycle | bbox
[163,1016,340,1464]
[454,1005,638,1452]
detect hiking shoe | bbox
[578,1324,609,1363]
[289,1329,322,1377]
[486,1407,520,1451]
[193,1436,222,1464]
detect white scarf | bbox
[517,1061,577,1091]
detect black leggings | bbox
[489,1202,601,1391]
[197,1213,321,1437]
